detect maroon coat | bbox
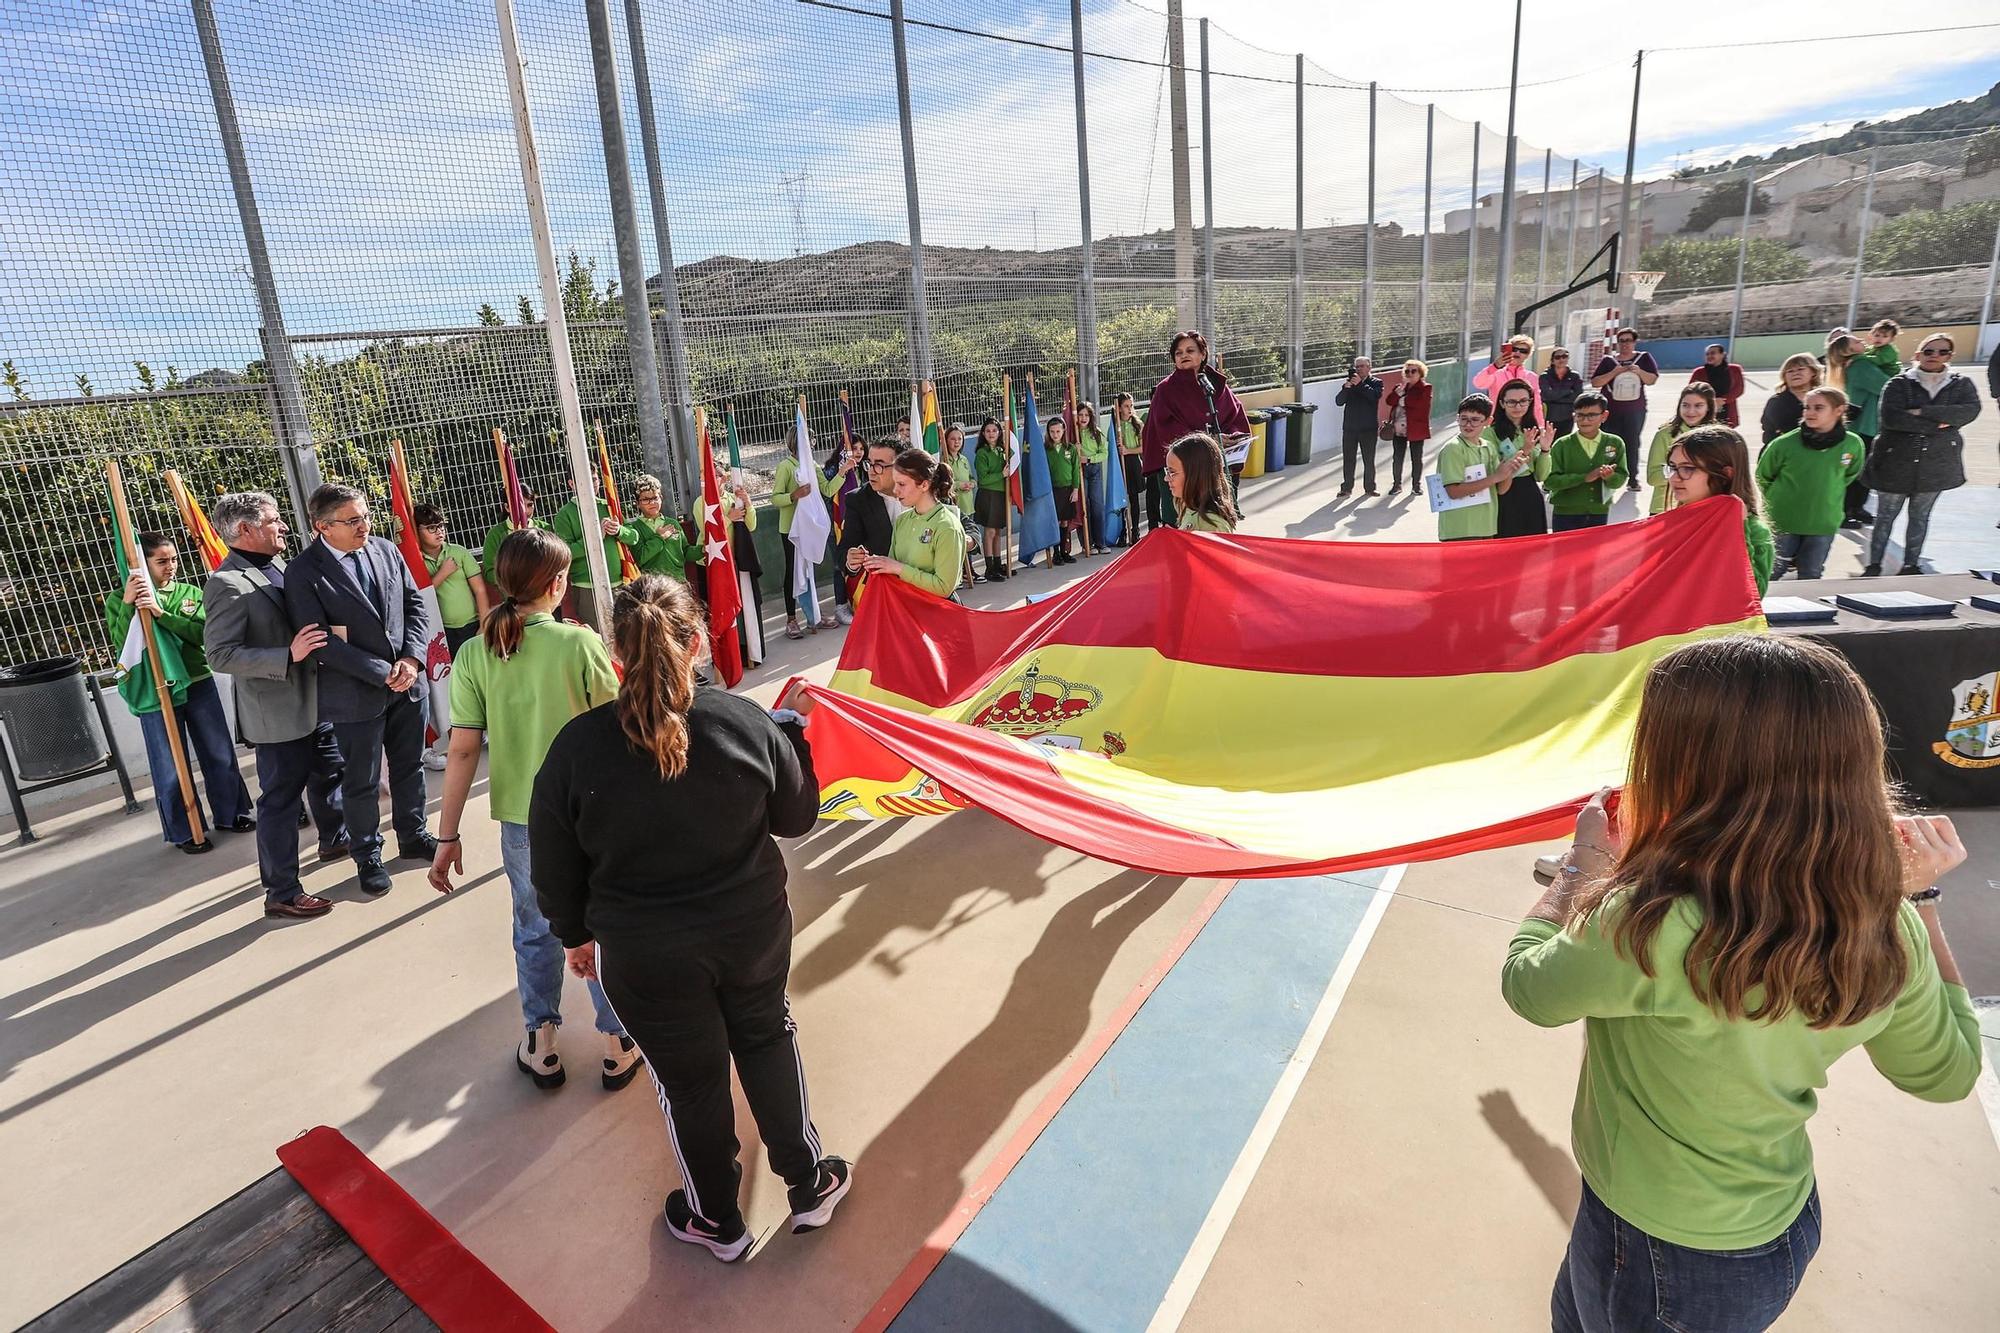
[1140,367,1251,472]
[1379,379,1434,442]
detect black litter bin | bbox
[0,656,103,781]
[1284,402,1318,464]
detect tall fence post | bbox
[623,0,698,505]
[495,0,613,638]
[1728,162,1756,349]
[1416,104,1433,362]
[1978,211,2000,362]
[1534,148,1552,346]
[1461,124,1480,372]
[584,0,675,510]
[1557,160,1579,347]
[190,0,321,502]
[889,0,933,383]
[1846,146,1879,332]
[1617,51,1643,277]
[1592,167,1606,258]
[1362,81,1376,358]
[1492,132,1519,345]
[1199,18,1215,340]
[1070,0,1099,405]
[1291,54,1305,388]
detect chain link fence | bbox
[4,0,1626,670]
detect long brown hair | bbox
[482,527,570,659]
[612,574,705,779]
[1567,636,1907,1029]
[1670,425,1760,514]
[893,446,955,506]
[1667,381,1718,438]
[1171,432,1238,529]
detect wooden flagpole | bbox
[1002,372,1014,577]
[106,459,207,849]
[1068,368,1091,556]
[491,426,518,527]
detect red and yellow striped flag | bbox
[595,425,640,585]
[163,470,228,573]
[798,499,1765,878]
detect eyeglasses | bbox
[1663,462,1704,480]
[323,514,370,530]
[1616,336,1637,344]
[1919,346,1952,357]
[1455,415,1489,429]
[1574,410,1606,420]
[865,460,893,471]
[419,520,446,531]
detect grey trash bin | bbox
[1283,402,1318,464]
[0,656,105,781]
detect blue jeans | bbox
[1083,460,1107,548]
[498,822,623,1035]
[137,676,253,845]
[1771,531,1833,581]
[1553,1180,1821,1333]
[1867,490,1940,569]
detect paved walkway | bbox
[1,381,1996,1329]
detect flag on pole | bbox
[1015,376,1059,566]
[697,409,745,688]
[1094,401,1128,548]
[723,401,744,470]
[920,380,942,455]
[799,500,1765,875]
[829,390,862,542]
[909,383,923,454]
[595,427,641,584]
[105,489,190,715]
[493,427,530,529]
[724,402,764,666]
[163,471,229,573]
[789,396,832,626]
[389,440,454,748]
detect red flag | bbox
[594,426,641,584]
[698,412,745,688]
[494,428,529,530]
[387,440,432,590]
[163,470,229,573]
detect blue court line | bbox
[891,870,1387,1332]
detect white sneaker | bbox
[603,1033,642,1091]
[517,1021,564,1089]
[835,605,854,625]
[1533,849,1567,884]
[421,747,447,771]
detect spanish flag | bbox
[163,470,229,573]
[800,499,1764,878]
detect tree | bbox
[477,302,503,326]
[1681,179,1771,234]
[3,360,27,402]
[1865,199,2000,272]
[1967,128,2000,177]
[516,295,536,324]
[135,361,158,393]
[74,374,94,398]
[1638,236,1808,290]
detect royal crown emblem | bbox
[1935,669,2000,769]
[968,661,1103,737]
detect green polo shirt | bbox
[946,450,976,518]
[449,613,619,826]
[482,517,552,584]
[1504,898,1978,1250]
[1179,507,1236,533]
[1046,440,1079,489]
[1436,433,1501,540]
[1077,424,1110,465]
[423,541,481,629]
[888,503,965,597]
[1546,429,1628,516]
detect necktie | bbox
[346,550,382,617]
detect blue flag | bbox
[1094,417,1128,548]
[1016,379,1059,565]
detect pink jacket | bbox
[1472,359,1545,424]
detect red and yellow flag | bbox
[799,499,1765,878]
[162,470,228,573]
[594,425,641,584]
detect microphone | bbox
[1196,367,1216,396]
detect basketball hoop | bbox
[1628,271,1667,302]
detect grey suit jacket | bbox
[204,550,319,745]
[284,534,432,725]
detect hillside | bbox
[1694,82,2000,175]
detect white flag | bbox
[1005,421,1021,476]
[789,400,832,625]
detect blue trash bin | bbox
[1264,405,1290,474]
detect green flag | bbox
[107,491,190,715]
[723,404,743,470]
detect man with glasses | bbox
[836,442,900,620]
[285,484,438,896]
[204,492,347,919]
[1588,328,1658,491]
[1862,333,1983,575]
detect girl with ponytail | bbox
[528,574,847,1260]
[428,527,639,1094]
[860,447,967,598]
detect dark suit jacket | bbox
[284,535,432,724]
[204,550,319,744]
[835,485,895,571]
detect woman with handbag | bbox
[1379,359,1434,496]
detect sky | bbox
[1,0,1997,389]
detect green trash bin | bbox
[1283,402,1317,464]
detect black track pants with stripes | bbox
[597,898,823,1225]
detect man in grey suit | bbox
[204,492,346,919]
[285,483,437,896]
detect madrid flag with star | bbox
[699,410,746,688]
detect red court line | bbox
[277,1125,555,1333]
[855,875,1242,1333]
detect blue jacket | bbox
[283,534,433,724]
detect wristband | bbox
[436,834,462,845]
[1907,885,1941,904]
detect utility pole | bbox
[1167,0,1195,329]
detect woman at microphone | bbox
[1139,330,1249,529]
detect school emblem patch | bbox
[1935,669,2000,769]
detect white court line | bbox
[1146,866,1405,1333]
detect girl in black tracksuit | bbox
[530,573,849,1262]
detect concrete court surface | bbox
[1,375,1997,1330]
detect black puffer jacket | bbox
[1863,369,1982,494]
[1539,369,1583,426]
